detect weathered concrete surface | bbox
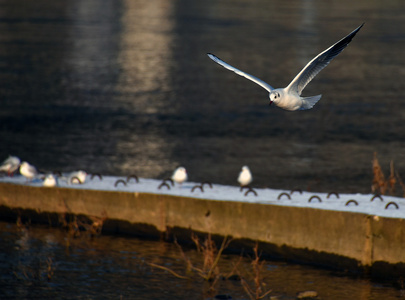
[0,182,404,278]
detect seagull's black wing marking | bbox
[287,23,364,95]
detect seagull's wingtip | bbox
[207,53,221,63]
[355,23,365,32]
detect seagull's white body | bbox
[69,170,87,184]
[0,155,21,175]
[171,166,188,184]
[43,174,57,187]
[19,161,38,180]
[238,165,252,186]
[208,24,363,111]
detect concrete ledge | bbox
[0,182,404,278]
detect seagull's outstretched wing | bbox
[207,53,274,92]
[286,23,364,95]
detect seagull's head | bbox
[269,90,282,106]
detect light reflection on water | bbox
[114,0,176,177]
[0,222,402,299]
[0,0,404,194]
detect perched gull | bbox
[19,161,38,181]
[43,174,57,187]
[208,24,364,111]
[238,165,252,187]
[171,166,188,185]
[0,155,21,176]
[68,170,87,184]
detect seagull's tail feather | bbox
[299,95,322,110]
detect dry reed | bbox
[238,243,272,300]
[371,152,404,197]
[149,233,232,293]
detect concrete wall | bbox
[0,182,403,278]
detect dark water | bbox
[0,221,403,300]
[0,1,405,298]
[1,0,404,194]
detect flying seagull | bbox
[207,23,363,111]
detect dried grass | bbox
[149,233,232,293]
[371,152,387,195]
[238,243,272,300]
[371,152,404,197]
[190,233,232,283]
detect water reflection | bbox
[0,222,402,299]
[117,0,174,102]
[65,0,123,101]
[114,0,177,176]
[0,0,404,193]
[296,0,319,68]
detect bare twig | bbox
[46,257,54,281]
[225,255,243,280]
[174,238,193,273]
[205,235,232,281]
[148,234,232,294]
[371,153,401,196]
[147,262,189,280]
[372,152,386,195]
[237,243,272,300]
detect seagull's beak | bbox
[269,101,273,106]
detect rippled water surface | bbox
[0,0,404,194]
[0,1,405,298]
[1,222,403,299]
